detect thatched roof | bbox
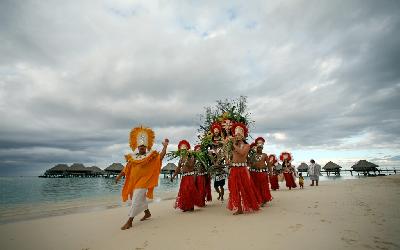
[68,163,88,172]
[323,161,342,170]
[351,160,379,171]
[162,163,177,171]
[105,163,124,171]
[297,162,309,171]
[48,164,69,172]
[87,166,104,174]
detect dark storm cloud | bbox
[0,0,399,175]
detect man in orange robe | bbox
[116,126,168,230]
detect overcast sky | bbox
[1,0,399,176]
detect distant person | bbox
[214,165,227,201]
[270,169,280,191]
[308,159,321,186]
[298,173,304,189]
[280,152,297,190]
[116,126,169,230]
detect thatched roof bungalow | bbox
[352,160,379,172]
[161,163,177,174]
[323,161,342,171]
[105,163,124,174]
[297,163,309,172]
[44,164,69,176]
[87,166,105,176]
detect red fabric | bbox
[270,174,280,190]
[205,175,212,201]
[195,175,206,207]
[174,175,202,211]
[283,172,297,189]
[250,171,273,203]
[227,167,261,212]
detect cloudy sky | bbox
[1,0,399,176]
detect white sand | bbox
[1,176,399,250]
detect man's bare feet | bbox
[140,210,151,221]
[121,218,133,230]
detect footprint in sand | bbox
[341,236,357,245]
[373,236,399,249]
[320,219,332,224]
[135,240,149,250]
[341,230,359,246]
[288,224,303,232]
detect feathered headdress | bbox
[178,140,191,150]
[211,122,222,133]
[231,122,248,137]
[268,154,278,165]
[129,126,155,150]
[279,152,292,162]
[255,137,265,146]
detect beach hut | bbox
[351,160,380,176]
[323,161,342,176]
[161,163,177,178]
[43,164,69,177]
[297,163,309,174]
[87,166,105,177]
[67,163,91,177]
[105,163,124,177]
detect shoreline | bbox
[0,176,399,249]
[0,175,367,225]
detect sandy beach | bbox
[1,175,399,250]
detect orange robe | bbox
[121,150,161,202]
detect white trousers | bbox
[128,188,148,218]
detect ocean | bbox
[0,174,362,224]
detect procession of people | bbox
[116,98,320,229]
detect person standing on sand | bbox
[172,140,203,211]
[280,152,297,190]
[249,137,273,207]
[308,159,321,186]
[298,173,304,189]
[116,126,169,230]
[227,122,261,215]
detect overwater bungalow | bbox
[323,161,342,176]
[104,163,124,177]
[297,163,309,174]
[161,163,177,178]
[351,160,380,176]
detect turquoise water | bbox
[0,174,364,224]
[0,176,180,224]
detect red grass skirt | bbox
[175,175,202,211]
[270,174,280,190]
[205,175,212,202]
[250,171,273,203]
[283,172,297,189]
[196,175,206,207]
[227,167,261,212]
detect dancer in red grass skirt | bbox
[194,145,206,207]
[268,154,280,190]
[172,140,203,211]
[249,137,273,207]
[205,174,212,202]
[280,152,297,190]
[227,123,261,215]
